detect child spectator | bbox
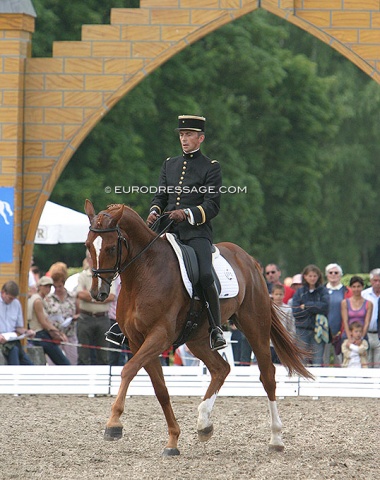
[271,284,295,364]
[342,321,368,368]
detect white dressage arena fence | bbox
[0,365,379,398]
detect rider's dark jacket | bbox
[150,149,221,242]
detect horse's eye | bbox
[106,246,116,255]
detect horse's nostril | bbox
[98,292,108,302]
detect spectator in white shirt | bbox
[361,268,380,368]
[0,281,35,365]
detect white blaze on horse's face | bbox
[93,235,103,288]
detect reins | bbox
[119,215,174,274]
[90,213,174,284]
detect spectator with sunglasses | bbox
[264,263,295,304]
[323,263,352,365]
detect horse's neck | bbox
[119,231,174,291]
[117,211,168,263]
[122,219,156,253]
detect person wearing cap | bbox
[27,276,71,365]
[146,114,226,351]
[286,274,303,309]
[290,274,303,291]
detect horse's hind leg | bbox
[267,398,284,452]
[252,342,284,450]
[144,358,181,456]
[186,338,230,442]
[241,321,284,451]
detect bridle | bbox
[89,215,173,286]
[89,225,127,285]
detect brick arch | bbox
[2,0,380,295]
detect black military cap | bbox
[176,115,206,132]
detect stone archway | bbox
[2,0,380,298]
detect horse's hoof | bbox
[269,443,285,452]
[104,426,123,441]
[162,448,180,456]
[197,425,214,442]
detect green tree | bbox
[278,17,380,273]
[31,3,380,276]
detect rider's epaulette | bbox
[166,157,171,161]
[211,160,219,164]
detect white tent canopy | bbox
[34,201,90,244]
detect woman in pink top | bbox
[341,276,372,340]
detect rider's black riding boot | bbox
[105,322,125,346]
[203,282,227,351]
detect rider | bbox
[146,115,226,351]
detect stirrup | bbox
[105,329,125,346]
[210,327,227,351]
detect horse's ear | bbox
[109,204,124,227]
[84,199,96,222]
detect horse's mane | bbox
[106,203,124,211]
[103,203,147,227]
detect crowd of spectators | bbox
[1,258,379,368]
[230,262,380,368]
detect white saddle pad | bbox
[165,233,239,299]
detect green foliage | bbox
[32,0,137,56]
[30,3,380,277]
[67,267,83,277]
[341,274,370,289]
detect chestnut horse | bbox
[84,200,312,455]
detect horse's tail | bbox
[270,303,314,380]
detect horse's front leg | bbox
[187,338,230,442]
[104,352,141,441]
[144,358,181,456]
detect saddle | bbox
[164,233,239,349]
[165,233,239,299]
[167,234,221,297]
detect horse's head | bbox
[84,199,126,302]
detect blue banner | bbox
[0,187,15,263]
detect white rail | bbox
[0,365,379,398]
